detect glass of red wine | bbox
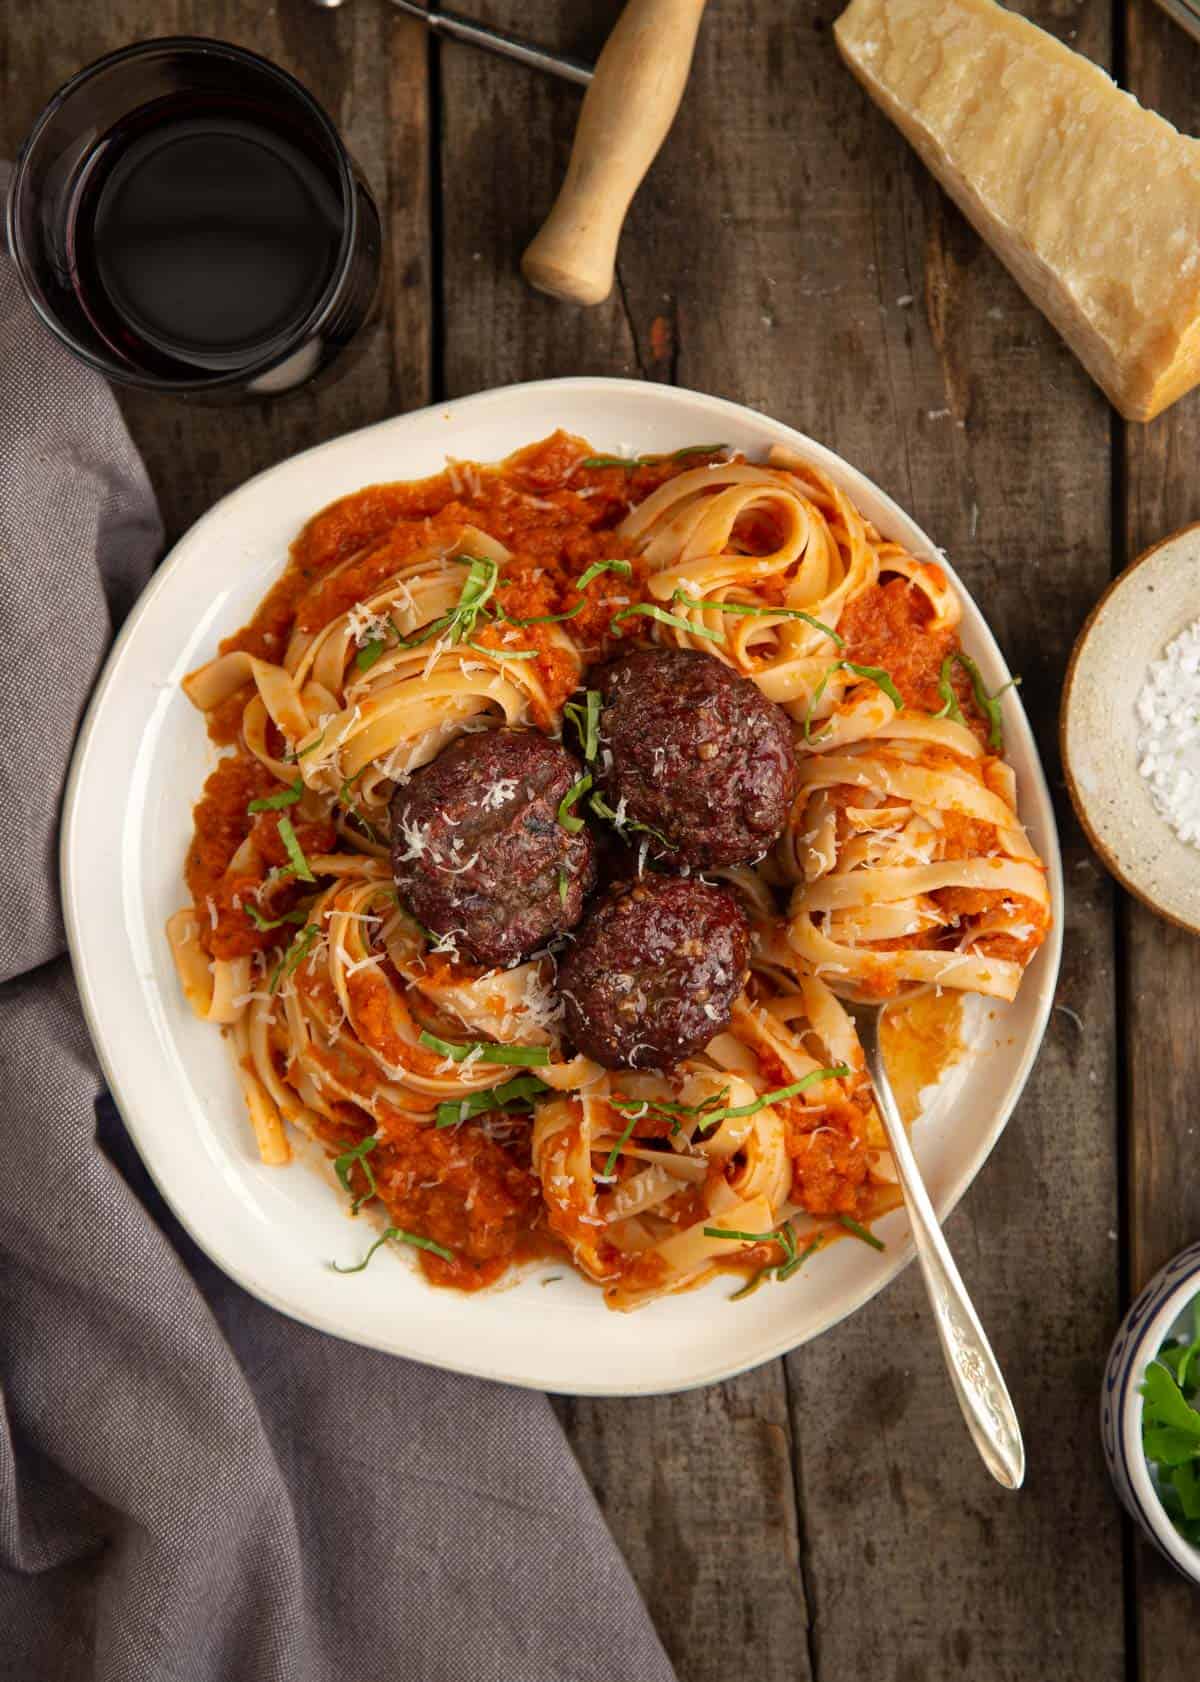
[6,37,381,399]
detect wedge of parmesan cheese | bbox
[835,0,1200,422]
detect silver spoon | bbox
[847,1000,1026,1489]
[309,0,594,86]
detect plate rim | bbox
[1061,522,1200,937]
[61,375,1064,1395]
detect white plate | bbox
[62,377,1063,1396]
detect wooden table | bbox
[9,2,1200,1675]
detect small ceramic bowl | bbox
[1102,1240,1200,1581]
[1062,524,1200,933]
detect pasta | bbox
[169,432,1049,1308]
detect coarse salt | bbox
[1137,618,1200,845]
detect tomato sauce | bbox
[337,1116,547,1291]
[785,1094,874,1218]
[839,572,980,728]
[208,432,707,746]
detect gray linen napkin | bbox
[0,212,676,1682]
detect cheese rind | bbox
[835,0,1200,422]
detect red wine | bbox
[67,97,345,377]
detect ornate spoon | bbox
[847,1000,1026,1489]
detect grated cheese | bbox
[395,814,430,860]
[345,952,384,977]
[480,777,519,811]
[428,928,464,959]
[1137,617,1200,846]
[435,850,480,876]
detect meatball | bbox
[559,875,750,1071]
[595,647,797,869]
[390,728,595,967]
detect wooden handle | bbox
[521,0,708,306]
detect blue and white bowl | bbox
[1102,1240,1200,1582]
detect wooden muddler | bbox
[521,0,708,307]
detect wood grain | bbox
[1123,0,1200,1670]
[438,2,639,398]
[557,1372,814,1682]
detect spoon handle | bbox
[856,1009,1026,1489]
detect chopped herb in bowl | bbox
[1139,1297,1200,1547]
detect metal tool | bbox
[311,0,708,307]
[847,1000,1026,1489]
[309,0,593,86]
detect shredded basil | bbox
[932,656,966,725]
[333,1134,379,1213]
[839,1214,885,1251]
[935,651,1019,750]
[557,773,593,833]
[247,778,303,814]
[337,768,366,808]
[728,1268,770,1302]
[331,1225,455,1272]
[418,1030,551,1067]
[718,1223,823,1295]
[588,790,670,852]
[803,660,903,745]
[608,1070,846,1142]
[557,867,570,910]
[277,815,315,883]
[670,590,844,646]
[601,1115,639,1180]
[610,1089,728,1132]
[576,557,633,590]
[693,1067,851,1133]
[355,637,386,672]
[703,1222,798,1264]
[778,1234,822,1282]
[564,690,601,762]
[500,560,633,628]
[269,922,321,993]
[243,903,307,933]
[290,728,327,760]
[610,602,724,641]
[580,444,728,469]
[434,1074,550,1129]
[392,554,500,653]
[502,602,585,626]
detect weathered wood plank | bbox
[2,2,430,542]
[653,3,1119,1679]
[1122,0,1200,1670]
[557,1376,812,1682]
[437,2,639,395]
